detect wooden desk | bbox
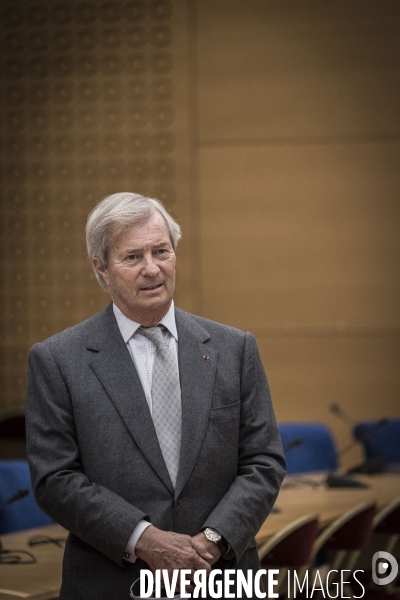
[1,474,399,598]
[256,472,400,544]
[0,523,66,600]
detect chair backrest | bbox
[0,460,53,534]
[258,513,319,567]
[0,414,26,440]
[278,423,338,474]
[311,501,376,562]
[354,419,400,464]
[374,496,400,535]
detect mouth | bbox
[140,283,164,291]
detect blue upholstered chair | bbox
[278,423,339,474]
[354,419,400,465]
[0,460,53,534]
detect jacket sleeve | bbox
[202,331,286,563]
[25,342,149,566]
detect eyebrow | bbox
[125,242,169,253]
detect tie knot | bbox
[139,325,167,348]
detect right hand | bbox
[135,525,213,587]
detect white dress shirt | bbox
[113,301,179,563]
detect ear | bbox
[92,257,109,287]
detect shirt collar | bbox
[113,300,178,343]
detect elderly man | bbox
[26,192,286,599]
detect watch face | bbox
[205,528,221,543]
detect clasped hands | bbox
[135,526,221,591]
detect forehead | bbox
[110,212,171,249]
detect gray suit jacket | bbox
[26,304,285,599]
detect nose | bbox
[141,253,160,277]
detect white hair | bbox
[86,192,181,290]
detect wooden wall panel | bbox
[197,0,400,141]
[195,0,400,449]
[200,143,400,330]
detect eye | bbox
[154,248,170,258]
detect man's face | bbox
[93,211,176,326]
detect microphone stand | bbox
[330,404,387,475]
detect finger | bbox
[196,548,214,561]
[191,538,214,561]
[192,555,212,573]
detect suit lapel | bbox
[175,309,217,496]
[86,304,174,494]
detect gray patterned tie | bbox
[139,326,181,487]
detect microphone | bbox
[284,438,304,454]
[330,404,354,426]
[329,404,388,475]
[0,488,29,512]
[331,404,388,434]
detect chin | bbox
[143,296,170,310]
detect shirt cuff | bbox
[123,520,152,563]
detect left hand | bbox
[191,532,221,566]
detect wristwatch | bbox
[203,527,229,556]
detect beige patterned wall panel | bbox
[0,0,193,415]
[197,0,400,141]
